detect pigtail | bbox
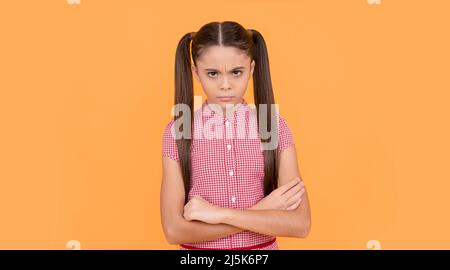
[249,29,279,195]
[174,32,195,204]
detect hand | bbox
[183,196,224,224]
[251,177,305,211]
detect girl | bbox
[161,21,311,250]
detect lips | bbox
[217,96,234,102]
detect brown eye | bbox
[207,72,218,78]
[232,70,242,77]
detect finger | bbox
[283,181,304,198]
[285,188,305,208]
[279,177,301,194]
[281,179,305,196]
[286,188,305,206]
[286,198,303,210]
[285,192,301,209]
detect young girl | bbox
[161,21,311,250]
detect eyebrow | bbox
[203,66,246,71]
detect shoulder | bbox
[277,113,291,131]
[163,119,176,137]
[164,118,175,128]
[275,112,295,153]
[247,106,290,127]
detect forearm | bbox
[220,208,308,238]
[168,203,267,244]
[167,217,244,244]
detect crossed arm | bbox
[160,145,311,245]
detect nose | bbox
[220,76,231,90]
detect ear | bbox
[250,60,255,75]
[191,64,200,82]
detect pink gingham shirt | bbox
[162,99,294,250]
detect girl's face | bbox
[191,45,255,113]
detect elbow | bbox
[301,221,311,238]
[294,219,311,238]
[163,225,182,245]
[166,234,179,245]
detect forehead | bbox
[196,46,251,68]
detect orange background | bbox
[0,0,449,249]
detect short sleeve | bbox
[162,120,180,161]
[277,114,295,153]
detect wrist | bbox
[219,207,233,224]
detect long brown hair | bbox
[174,21,279,203]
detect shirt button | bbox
[229,170,234,176]
[225,120,230,127]
[231,196,236,203]
[227,144,231,150]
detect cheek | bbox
[199,74,216,84]
[197,76,214,89]
[236,76,250,89]
[200,81,217,95]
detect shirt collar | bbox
[202,98,249,120]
